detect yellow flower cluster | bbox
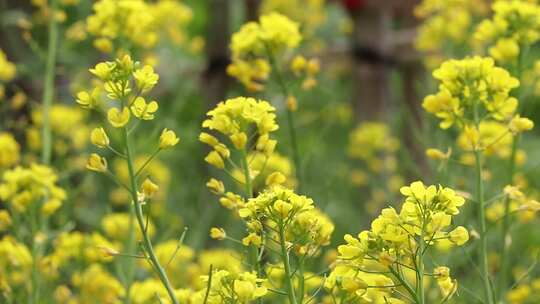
[101,212,156,241]
[78,55,179,174]
[0,133,20,169]
[86,0,193,52]
[0,49,16,99]
[238,186,334,255]
[423,56,521,129]
[486,185,540,224]
[286,208,335,255]
[78,55,161,127]
[0,164,66,214]
[201,97,280,204]
[71,264,125,303]
[290,55,320,90]
[0,236,32,294]
[474,0,540,64]
[325,181,468,302]
[348,122,400,166]
[414,0,488,67]
[505,277,540,304]
[348,122,403,214]
[40,231,115,279]
[230,151,295,193]
[228,12,302,91]
[194,270,267,303]
[260,0,326,37]
[27,104,90,158]
[457,120,527,163]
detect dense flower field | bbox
[1,0,540,303]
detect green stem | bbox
[123,128,179,304]
[474,148,493,304]
[41,0,58,165]
[240,149,261,276]
[417,235,425,304]
[278,220,298,304]
[264,46,302,187]
[497,135,519,299]
[472,100,494,304]
[240,148,253,199]
[29,202,41,304]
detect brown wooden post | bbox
[349,1,393,121]
[245,0,261,22]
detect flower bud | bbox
[90,127,109,148]
[159,128,180,149]
[86,153,107,172]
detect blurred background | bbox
[2,0,540,257]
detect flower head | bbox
[159,129,179,149]
[86,153,108,172]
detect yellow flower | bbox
[204,151,224,169]
[107,107,130,128]
[265,171,286,186]
[0,164,66,213]
[509,115,534,134]
[424,57,519,128]
[0,132,20,168]
[93,37,113,53]
[76,88,101,109]
[433,266,450,280]
[90,127,109,148]
[86,153,107,172]
[133,65,159,93]
[0,210,12,231]
[234,273,267,301]
[159,128,179,149]
[210,227,226,240]
[141,178,159,199]
[426,148,451,160]
[199,132,220,146]
[130,97,158,120]
[291,55,307,74]
[230,132,247,150]
[273,199,293,218]
[42,199,62,215]
[89,62,113,80]
[448,226,469,245]
[206,178,225,194]
[242,233,262,247]
[0,49,16,82]
[286,95,298,112]
[489,38,519,63]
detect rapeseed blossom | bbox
[86,0,193,52]
[423,56,520,129]
[0,49,16,99]
[474,1,540,64]
[415,0,488,67]
[228,12,302,91]
[0,133,20,169]
[0,164,66,214]
[326,181,468,302]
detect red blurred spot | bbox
[342,0,368,11]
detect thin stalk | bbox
[41,0,58,165]
[497,135,519,298]
[417,235,425,304]
[473,103,494,304]
[240,148,253,199]
[123,128,179,304]
[240,148,262,286]
[264,46,302,186]
[278,220,298,304]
